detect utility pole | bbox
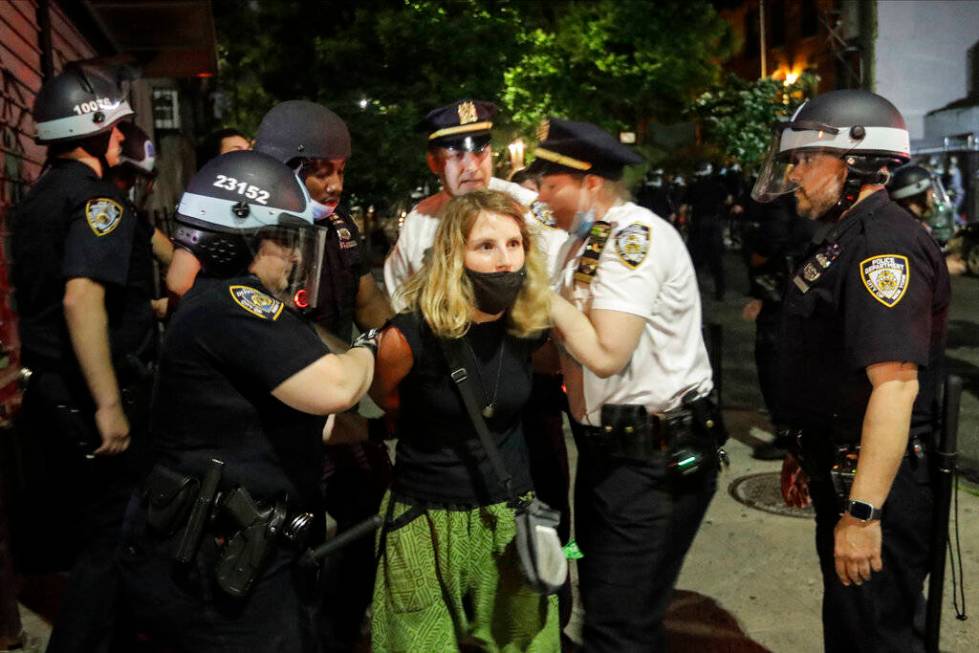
[759,0,767,78]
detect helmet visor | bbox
[251,225,327,312]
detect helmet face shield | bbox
[251,225,327,311]
[751,134,800,202]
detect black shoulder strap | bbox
[438,337,514,501]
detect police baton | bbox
[925,374,962,653]
[299,514,384,568]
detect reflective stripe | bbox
[35,101,133,143]
[534,147,592,171]
[778,125,909,158]
[428,121,493,140]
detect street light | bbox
[358,97,369,109]
[508,138,525,170]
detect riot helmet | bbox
[174,150,328,311]
[33,63,134,147]
[752,90,910,218]
[889,163,954,238]
[116,122,156,176]
[253,100,351,168]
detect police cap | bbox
[527,118,644,180]
[419,99,496,151]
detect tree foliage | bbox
[688,72,818,171]
[212,0,736,206]
[502,0,736,136]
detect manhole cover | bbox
[728,472,814,519]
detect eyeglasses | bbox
[439,143,492,163]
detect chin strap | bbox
[823,156,896,223]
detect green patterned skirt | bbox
[371,492,559,652]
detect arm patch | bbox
[229,285,284,320]
[85,198,124,237]
[614,223,651,269]
[860,254,909,308]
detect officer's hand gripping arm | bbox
[63,277,129,455]
[272,345,375,415]
[549,293,645,378]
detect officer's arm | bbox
[848,361,919,508]
[151,227,174,267]
[63,277,129,453]
[354,273,394,330]
[272,347,375,415]
[549,294,645,378]
[166,248,202,300]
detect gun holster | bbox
[214,486,288,599]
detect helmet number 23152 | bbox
[213,175,270,204]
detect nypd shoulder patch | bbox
[84,198,124,237]
[229,285,284,321]
[860,254,909,308]
[614,223,651,269]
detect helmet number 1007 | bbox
[213,174,270,204]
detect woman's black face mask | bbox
[465,267,526,314]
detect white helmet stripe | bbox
[779,125,909,158]
[36,101,134,142]
[891,177,932,200]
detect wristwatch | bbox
[351,328,380,356]
[845,499,882,522]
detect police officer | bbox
[107,121,173,318]
[537,119,721,651]
[10,62,147,653]
[383,99,565,304]
[889,164,967,277]
[252,100,394,652]
[118,150,378,651]
[684,161,730,301]
[752,90,950,652]
[742,193,817,460]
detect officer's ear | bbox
[583,174,604,194]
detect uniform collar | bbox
[52,157,101,181]
[812,189,889,246]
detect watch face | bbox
[848,500,874,521]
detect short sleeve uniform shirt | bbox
[777,190,950,439]
[11,159,138,371]
[554,201,714,425]
[152,276,329,510]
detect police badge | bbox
[457,101,478,125]
[85,198,124,237]
[614,223,651,269]
[229,285,284,321]
[860,254,909,308]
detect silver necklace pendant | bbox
[482,404,495,419]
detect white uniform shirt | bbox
[554,201,713,425]
[383,177,567,310]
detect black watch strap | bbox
[846,499,882,522]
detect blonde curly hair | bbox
[397,190,552,339]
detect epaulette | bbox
[574,221,612,284]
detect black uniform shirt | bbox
[685,176,728,221]
[311,211,367,342]
[390,312,537,506]
[11,159,138,371]
[777,190,950,440]
[152,275,329,510]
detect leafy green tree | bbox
[502,0,736,140]
[211,0,737,205]
[688,72,817,171]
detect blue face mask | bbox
[570,208,595,238]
